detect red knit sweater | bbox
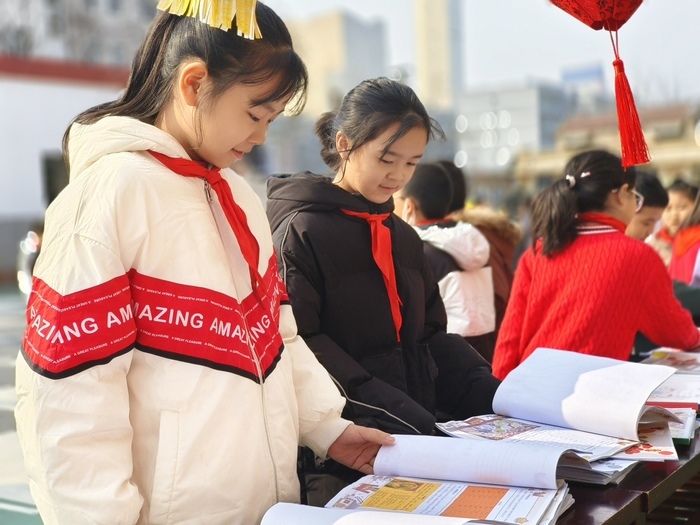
[492,224,700,380]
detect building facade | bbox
[515,104,700,192]
[454,83,574,204]
[0,0,154,65]
[0,55,127,281]
[414,0,463,112]
[267,10,388,174]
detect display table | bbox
[557,430,700,524]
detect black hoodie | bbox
[267,172,500,435]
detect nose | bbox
[388,164,413,182]
[249,124,268,146]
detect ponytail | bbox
[531,179,578,257]
[315,111,341,171]
[532,149,636,257]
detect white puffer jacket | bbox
[416,222,496,337]
[15,116,350,525]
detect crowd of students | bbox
[13,2,700,524]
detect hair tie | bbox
[565,174,576,188]
[580,171,591,178]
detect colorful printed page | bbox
[611,422,678,461]
[493,348,677,441]
[642,350,700,374]
[325,474,567,525]
[648,374,700,408]
[437,414,636,462]
[373,434,585,490]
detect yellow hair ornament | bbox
[157,0,262,39]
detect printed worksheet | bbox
[437,414,636,461]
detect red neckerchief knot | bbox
[148,150,262,284]
[342,209,403,342]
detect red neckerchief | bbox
[148,150,262,286]
[657,227,675,245]
[577,212,627,234]
[342,209,402,342]
[674,225,700,259]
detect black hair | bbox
[401,163,453,220]
[634,171,668,209]
[62,2,307,170]
[437,160,467,213]
[679,181,700,229]
[667,179,699,203]
[314,77,444,173]
[531,150,636,257]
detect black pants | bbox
[298,447,363,507]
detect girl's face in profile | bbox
[334,124,428,204]
[663,191,695,236]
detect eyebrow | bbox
[251,101,285,116]
[383,150,424,160]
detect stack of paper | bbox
[644,350,700,412]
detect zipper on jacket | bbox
[247,325,281,501]
[204,179,213,202]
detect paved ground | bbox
[0,287,41,523]
[0,287,26,481]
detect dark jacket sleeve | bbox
[421,254,501,419]
[275,219,436,435]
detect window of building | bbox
[42,155,69,207]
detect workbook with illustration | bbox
[263,472,572,525]
[437,348,682,473]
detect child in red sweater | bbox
[492,150,700,380]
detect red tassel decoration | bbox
[613,58,650,167]
[609,31,650,168]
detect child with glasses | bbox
[492,150,700,380]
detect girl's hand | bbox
[327,425,395,474]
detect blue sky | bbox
[265,0,700,104]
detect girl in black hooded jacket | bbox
[266,78,501,503]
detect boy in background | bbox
[395,163,496,362]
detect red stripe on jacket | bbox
[22,255,288,380]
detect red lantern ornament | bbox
[550,0,650,167]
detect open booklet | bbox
[641,349,700,410]
[489,348,679,441]
[436,348,682,476]
[642,349,700,374]
[262,474,572,525]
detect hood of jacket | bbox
[67,116,192,180]
[415,221,490,271]
[450,207,523,247]
[266,171,396,231]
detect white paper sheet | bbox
[493,348,676,440]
